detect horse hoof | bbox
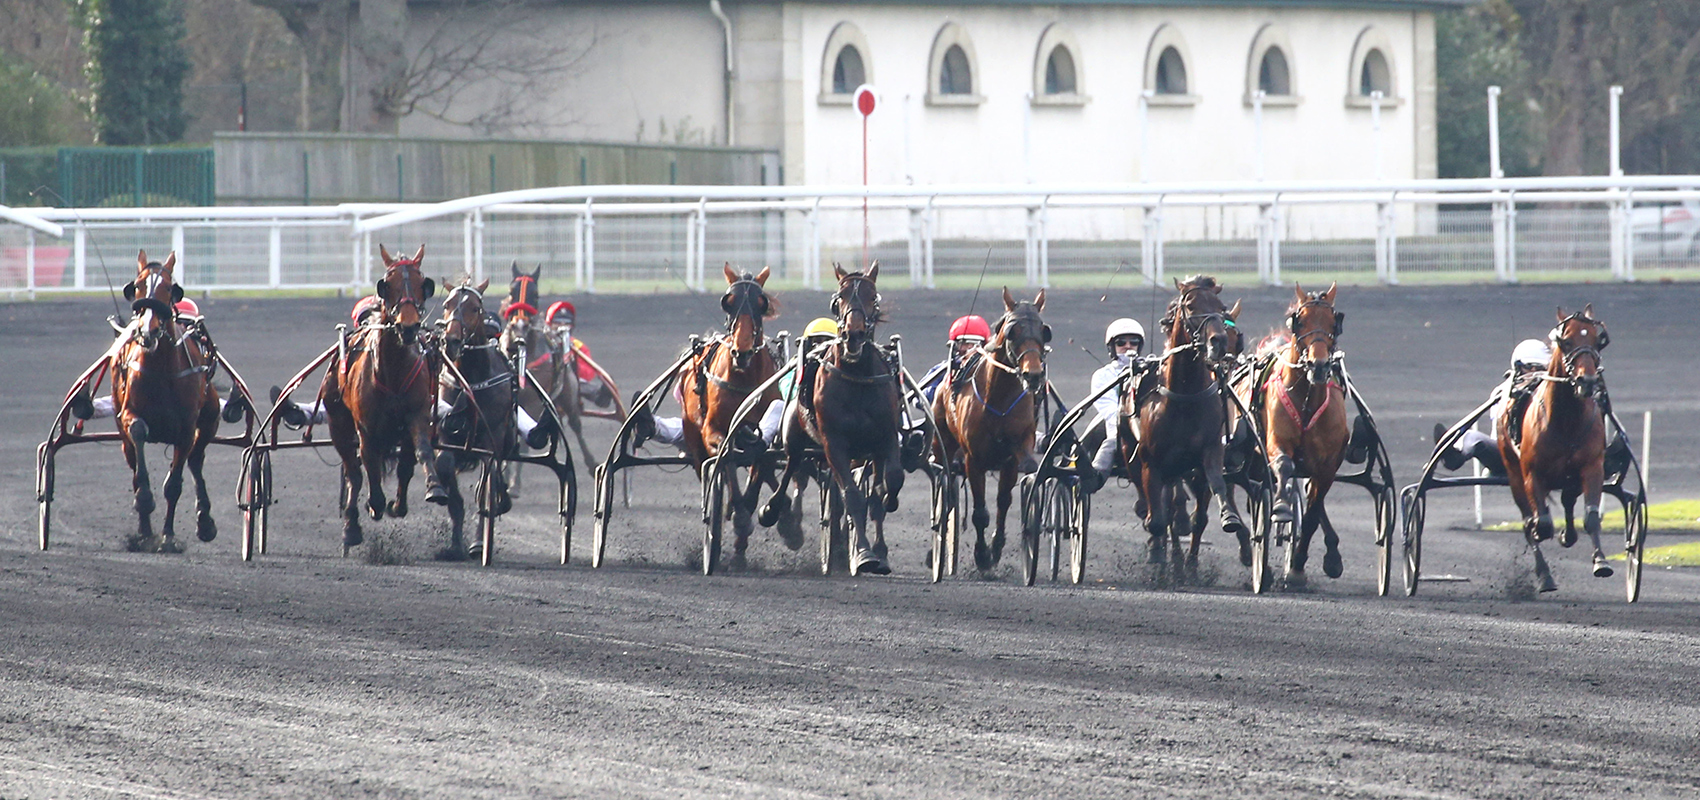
[758,502,783,529]
[436,544,469,562]
[197,519,217,543]
[776,510,805,551]
[1593,559,1615,579]
[387,500,408,518]
[1538,575,1559,593]
[466,541,485,561]
[884,494,900,514]
[1559,525,1578,548]
[973,543,993,572]
[1270,504,1293,524]
[426,485,449,506]
[1534,516,1555,542]
[1323,551,1343,579]
[344,529,364,549]
[853,552,891,576]
[729,552,748,572]
[1221,514,1249,538]
[1283,570,1309,591]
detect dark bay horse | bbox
[110,250,221,551]
[1128,275,1248,571]
[762,264,904,575]
[1249,283,1349,587]
[1500,305,1614,591]
[499,262,600,474]
[322,244,438,551]
[432,277,515,558]
[933,287,1050,571]
[680,264,786,566]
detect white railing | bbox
[5,177,1700,296]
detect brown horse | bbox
[322,244,439,551]
[1500,305,1613,591]
[1127,275,1248,571]
[933,287,1050,572]
[499,263,601,474]
[431,276,515,558]
[679,264,785,566]
[1248,283,1350,587]
[110,250,221,551]
[761,264,904,575]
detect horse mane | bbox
[1254,330,1291,358]
[1177,274,1219,292]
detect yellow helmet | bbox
[803,317,838,339]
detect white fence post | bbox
[1506,191,1518,283]
[1039,196,1051,289]
[25,229,35,299]
[268,222,282,288]
[1141,199,1165,286]
[574,209,585,290]
[923,198,936,289]
[807,200,821,290]
[695,198,708,292]
[473,208,484,284]
[462,212,474,278]
[584,198,596,294]
[1385,198,1399,285]
[73,226,86,289]
[1491,194,1509,283]
[907,207,923,288]
[685,206,698,290]
[172,225,185,267]
[1024,206,1038,287]
[1375,201,1390,284]
[1620,191,1636,282]
[1642,410,1652,490]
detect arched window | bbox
[927,23,982,106]
[1245,24,1300,106]
[1258,47,1291,96]
[833,46,864,95]
[1143,24,1197,106]
[819,22,873,105]
[1345,27,1400,108]
[1032,23,1087,106]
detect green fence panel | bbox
[0,148,59,207]
[54,147,215,207]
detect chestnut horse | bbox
[1127,275,1248,571]
[431,277,516,558]
[1249,283,1349,587]
[679,265,785,567]
[1501,305,1614,591]
[933,287,1050,571]
[499,263,600,474]
[761,264,904,576]
[322,245,439,551]
[110,251,221,551]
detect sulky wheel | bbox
[1047,480,1066,584]
[1279,478,1307,589]
[702,459,726,576]
[1069,483,1090,585]
[1401,490,1425,597]
[591,463,611,568]
[1374,485,1395,597]
[929,472,952,583]
[947,472,966,577]
[36,445,54,552]
[1018,475,1041,587]
[1624,498,1648,603]
[476,460,497,567]
[241,450,262,561]
[1246,482,1273,595]
[819,479,849,576]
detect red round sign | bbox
[854,85,876,117]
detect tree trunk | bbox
[348,0,407,134]
[1540,2,1593,176]
[247,0,349,132]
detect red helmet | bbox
[352,295,382,323]
[173,298,200,317]
[545,300,576,325]
[948,315,992,342]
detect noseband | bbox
[831,275,880,359]
[383,259,427,323]
[1545,314,1608,392]
[722,278,768,356]
[1161,293,1227,363]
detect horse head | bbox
[830,262,882,364]
[376,244,435,344]
[1551,304,1608,398]
[439,277,490,361]
[997,287,1050,393]
[1286,282,1343,386]
[721,264,777,371]
[1163,275,1231,364]
[123,250,182,352]
[500,262,543,355]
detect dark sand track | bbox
[2,282,1699,798]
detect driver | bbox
[73,298,248,424]
[1435,338,1550,474]
[1083,318,1148,491]
[917,315,993,401]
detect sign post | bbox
[855,85,877,268]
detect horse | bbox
[498,262,600,480]
[933,287,1050,572]
[1244,283,1350,587]
[760,264,904,576]
[1126,275,1249,573]
[109,250,221,552]
[431,277,516,559]
[321,244,439,551]
[1500,304,1614,591]
[679,264,787,568]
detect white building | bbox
[403,0,1461,187]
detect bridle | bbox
[128,263,178,350]
[440,282,493,361]
[504,274,539,320]
[1544,313,1608,396]
[1160,288,1228,365]
[831,274,880,363]
[1281,297,1343,380]
[980,305,1050,386]
[721,276,770,369]
[381,258,428,326]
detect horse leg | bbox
[570,410,600,472]
[862,457,895,576]
[1521,471,1560,593]
[1205,444,1248,541]
[436,455,468,561]
[1140,465,1168,564]
[759,452,801,528]
[155,441,191,552]
[329,414,365,547]
[1581,461,1612,578]
[1184,473,1209,576]
[826,451,873,577]
[969,462,994,571]
[122,418,156,549]
[729,468,752,571]
[1559,488,1579,548]
[1317,501,1343,580]
[1269,454,1297,524]
[362,435,388,522]
[992,462,1017,569]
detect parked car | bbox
[1632,200,1700,260]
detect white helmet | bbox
[1511,338,1552,369]
[1105,318,1145,352]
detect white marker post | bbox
[1642,410,1652,491]
[855,85,877,268]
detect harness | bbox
[1265,371,1340,432]
[503,274,539,319]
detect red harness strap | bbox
[376,355,427,396]
[1266,374,1339,433]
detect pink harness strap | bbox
[1266,374,1339,433]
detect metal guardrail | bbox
[4,177,1700,296]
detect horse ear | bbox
[122,282,137,301]
[1322,282,1338,303]
[161,252,177,275]
[511,260,521,277]
[1293,283,1306,303]
[1555,306,1567,322]
[1033,289,1046,312]
[1582,302,1594,318]
[1227,298,1242,321]
[1173,277,1184,291]
[137,249,148,271]
[755,266,770,286]
[421,278,435,300]
[764,294,782,320]
[171,284,184,303]
[724,263,738,284]
[412,244,425,264]
[833,263,847,282]
[379,244,394,266]
[867,261,879,281]
[476,278,489,294]
[532,264,542,280]
[1002,286,1016,311]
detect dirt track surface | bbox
[4,282,1700,798]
